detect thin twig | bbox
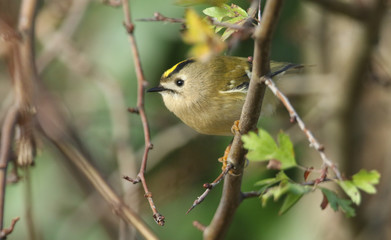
[0,105,19,231]
[263,76,343,180]
[0,217,20,238]
[139,12,254,32]
[193,221,206,232]
[0,0,39,234]
[120,0,164,226]
[240,177,335,201]
[187,164,233,214]
[241,191,261,200]
[203,1,285,239]
[24,168,37,240]
[37,0,91,72]
[47,139,158,240]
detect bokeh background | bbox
[1,0,390,239]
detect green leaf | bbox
[261,186,277,207]
[254,172,290,194]
[321,188,356,217]
[242,130,278,161]
[254,177,279,187]
[338,180,361,205]
[275,131,296,169]
[279,193,303,215]
[352,169,380,194]
[203,4,249,40]
[230,4,248,17]
[242,129,297,169]
[261,180,310,214]
[203,5,230,20]
[220,16,246,40]
[275,171,290,181]
[254,177,279,193]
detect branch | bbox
[2,0,159,238]
[139,12,253,32]
[203,1,284,239]
[46,137,158,240]
[263,77,342,179]
[1,0,39,232]
[0,217,20,238]
[0,105,19,230]
[187,164,233,214]
[120,0,164,226]
[305,0,369,21]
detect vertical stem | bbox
[121,0,164,225]
[203,1,284,239]
[0,105,19,231]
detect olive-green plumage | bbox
[148,56,297,136]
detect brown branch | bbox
[37,0,91,72]
[139,12,253,32]
[241,191,261,200]
[305,0,369,21]
[203,1,285,239]
[187,164,233,214]
[338,0,387,174]
[4,0,158,238]
[120,0,164,226]
[1,0,39,232]
[0,105,19,231]
[193,221,206,232]
[0,217,20,238]
[263,77,343,180]
[46,137,158,240]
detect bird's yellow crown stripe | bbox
[163,60,186,78]
[163,59,195,78]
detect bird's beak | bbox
[147,86,167,93]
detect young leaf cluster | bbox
[203,4,249,40]
[242,129,380,217]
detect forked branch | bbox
[119,0,165,225]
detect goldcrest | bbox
[148,56,299,136]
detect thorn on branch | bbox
[187,164,233,214]
[123,175,141,184]
[290,116,296,123]
[153,213,165,226]
[128,107,139,114]
[123,22,135,34]
[144,191,152,198]
[193,221,206,232]
[0,217,20,238]
[148,143,154,150]
[318,145,325,152]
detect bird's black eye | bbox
[175,79,184,87]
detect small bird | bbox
[148,56,299,136]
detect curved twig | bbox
[120,0,164,226]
